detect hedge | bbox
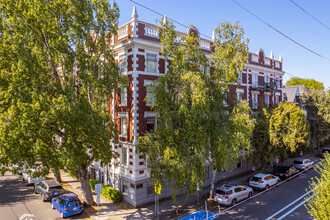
[89,179,121,202]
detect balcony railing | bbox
[251,82,265,90]
[144,25,159,38]
[118,25,128,39]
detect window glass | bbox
[146,117,156,132]
[119,55,127,73]
[120,117,127,137]
[234,187,241,193]
[122,181,128,195]
[122,147,128,165]
[237,92,243,102]
[265,94,269,104]
[67,200,81,207]
[146,86,156,106]
[120,88,127,106]
[228,190,233,195]
[146,54,157,72]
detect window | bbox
[119,55,127,73]
[122,180,128,195]
[275,95,279,104]
[147,180,154,196]
[120,88,127,106]
[265,75,270,83]
[265,94,270,105]
[146,117,156,132]
[237,92,243,102]
[146,54,157,72]
[146,87,156,106]
[120,117,127,137]
[276,79,280,88]
[122,147,128,165]
[252,74,258,86]
[252,93,258,109]
[237,72,242,83]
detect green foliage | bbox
[138,19,254,199]
[312,89,330,124]
[306,154,330,219]
[269,102,310,159]
[286,77,324,90]
[89,179,100,190]
[89,179,121,202]
[251,108,273,170]
[0,0,124,205]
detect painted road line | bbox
[265,189,313,220]
[276,194,315,220]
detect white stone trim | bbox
[132,73,138,145]
[144,80,155,87]
[275,92,281,96]
[144,111,158,118]
[236,88,244,93]
[251,90,260,94]
[118,112,129,118]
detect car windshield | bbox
[294,160,303,164]
[49,186,62,190]
[67,200,81,207]
[251,177,261,182]
[215,189,227,195]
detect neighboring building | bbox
[283,85,310,113]
[89,6,285,207]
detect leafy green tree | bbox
[0,0,125,205]
[269,102,310,160]
[138,20,254,200]
[286,77,324,90]
[251,107,274,171]
[304,90,330,155]
[305,154,330,219]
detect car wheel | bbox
[51,202,55,209]
[248,192,252,198]
[265,185,269,190]
[231,198,237,206]
[277,180,280,184]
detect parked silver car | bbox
[293,158,314,170]
[213,184,253,206]
[34,180,67,202]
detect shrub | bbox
[89,179,100,190]
[88,179,122,202]
[100,185,122,202]
[68,170,79,180]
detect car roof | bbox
[43,179,61,187]
[253,173,270,178]
[61,193,79,202]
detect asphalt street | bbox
[0,172,89,220]
[218,167,318,220]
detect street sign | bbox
[96,193,100,205]
[95,183,102,194]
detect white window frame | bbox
[238,72,242,83]
[118,112,128,138]
[265,94,270,105]
[252,74,258,87]
[264,75,270,83]
[121,147,128,166]
[119,55,127,73]
[120,88,127,106]
[252,93,258,109]
[146,54,157,73]
[236,88,244,102]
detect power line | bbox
[128,0,212,40]
[230,0,330,62]
[290,0,330,32]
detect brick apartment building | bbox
[89,6,285,207]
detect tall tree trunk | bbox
[78,165,94,206]
[52,167,61,183]
[209,167,216,199]
[317,141,321,156]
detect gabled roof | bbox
[283,85,310,102]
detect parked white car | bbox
[249,173,280,190]
[22,169,44,185]
[293,158,314,170]
[213,184,253,206]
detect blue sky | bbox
[114,0,330,89]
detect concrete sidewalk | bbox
[56,149,321,220]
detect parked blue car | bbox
[51,193,83,218]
